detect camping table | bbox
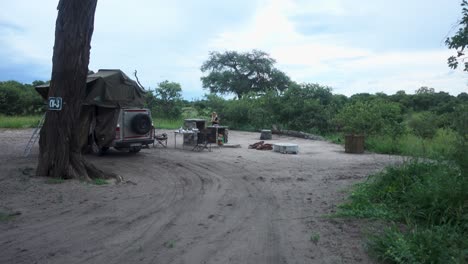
[174,130,196,149]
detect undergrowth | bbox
[0,212,13,221]
[322,133,344,144]
[365,128,459,158]
[92,178,108,185]
[337,160,468,263]
[153,118,185,129]
[325,128,459,159]
[0,115,42,128]
[46,178,65,184]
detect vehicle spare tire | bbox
[131,114,151,134]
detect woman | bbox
[211,112,219,126]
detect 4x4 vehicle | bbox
[36,69,154,155]
[112,108,154,153]
[92,107,154,154]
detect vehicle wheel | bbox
[129,146,141,153]
[99,146,109,155]
[131,114,151,134]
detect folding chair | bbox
[192,129,212,152]
[153,133,168,148]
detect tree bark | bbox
[37,0,116,181]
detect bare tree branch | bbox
[134,70,145,90]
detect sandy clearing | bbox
[0,129,399,264]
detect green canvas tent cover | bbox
[35,69,146,108]
[35,69,148,151]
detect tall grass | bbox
[153,118,185,129]
[323,128,459,159]
[349,128,459,158]
[0,115,191,131]
[368,225,467,264]
[0,115,42,128]
[337,160,468,263]
[322,133,344,144]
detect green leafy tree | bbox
[0,82,21,115]
[349,93,375,103]
[156,81,182,102]
[390,90,412,112]
[278,83,335,132]
[458,92,468,102]
[0,81,45,115]
[191,93,228,122]
[408,112,438,139]
[335,101,376,135]
[153,80,183,118]
[200,50,291,99]
[446,0,468,71]
[335,100,403,137]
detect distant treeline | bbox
[189,85,468,135]
[2,80,467,138]
[0,80,46,115]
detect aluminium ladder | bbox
[23,113,46,157]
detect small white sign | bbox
[48,97,62,111]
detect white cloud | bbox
[0,1,56,66]
[207,0,467,95]
[0,0,466,96]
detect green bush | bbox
[368,225,467,264]
[408,112,438,139]
[153,118,184,129]
[347,161,465,225]
[278,84,337,132]
[366,135,403,154]
[365,128,459,158]
[0,81,45,116]
[338,160,468,263]
[335,100,403,137]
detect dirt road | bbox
[0,129,399,264]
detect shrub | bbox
[0,81,45,116]
[335,100,403,137]
[408,112,438,140]
[368,225,467,264]
[338,160,468,263]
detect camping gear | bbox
[249,141,273,150]
[35,69,146,107]
[23,113,46,157]
[35,69,150,152]
[183,119,206,145]
[273,143,299,154]
[192,129,212,152]
[154,133,168,148]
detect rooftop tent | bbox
[35,69,146,108]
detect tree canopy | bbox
[0,81,44,115]
[446,0,468,71]
[145,80,183,119]
[155,80,182,102]
[200,50,291,99]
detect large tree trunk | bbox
[37,0,116,181]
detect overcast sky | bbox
[0,0,466,99]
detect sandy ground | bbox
[0,129,400,264]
